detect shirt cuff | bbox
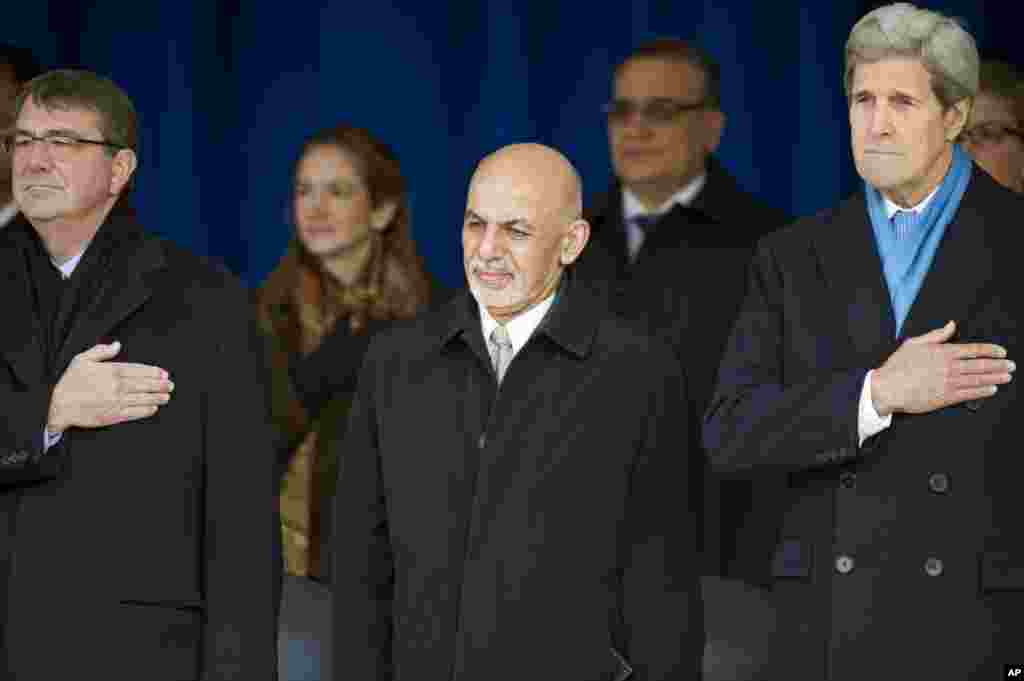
[43,429,63,453]
[858,369,892,446]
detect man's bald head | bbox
[471,143,583,225]
[463,143,590,322]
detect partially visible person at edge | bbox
[705,4,1021,678]
[960,59,1024,193]
[1,43,44,229]
[0,68,277,680]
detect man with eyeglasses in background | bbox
[0,44,44,229]
[960,59,1024,193]
[573,37,790,680]
[0,69,277,680]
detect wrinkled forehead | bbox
[15,96,103,132]
[467,171,551,223]
[850,56,937,99]
[614,57,705,99]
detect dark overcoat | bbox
[0,209,278,680]
[576,157,791,576]
[705,169,1023,679]
[331,274,704,680]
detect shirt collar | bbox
[0,201,18,228]
[622,172,707,221]
[883,183,940,220]
[477,290,556,357]
[52,244,89,280]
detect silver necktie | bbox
[489,324,513,383]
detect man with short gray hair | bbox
[0,69,278,679]
[705,4,1022,678]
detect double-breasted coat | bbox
[704,169,1023,679]
[0,208,278,680]
[331,273,704,680]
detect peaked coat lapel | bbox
[55,228,164,373]
[898,179,994,341]
[812,193,898,367]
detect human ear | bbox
[109,148,137,194]
[945,99,972,141]
[559,219,591,265]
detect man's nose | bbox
[20,139,55,169]
[869,104,894,137]
[619,109,654,134]
[476,224,502,259]
[308,191,330,216]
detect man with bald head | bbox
[331,143,703,680]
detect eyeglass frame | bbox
[959,121,1024,147]
[0,128,129,156]
[602,97,711,126]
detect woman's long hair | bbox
[259,125,434,354]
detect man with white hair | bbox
[705,3,1022,678]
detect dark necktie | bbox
[631,214,659,233]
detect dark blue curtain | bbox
[5,0,1020,288]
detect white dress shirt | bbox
[621,173,707,261]
[857,185,940,445]
[477,292,556,370]
[43,245,90,451]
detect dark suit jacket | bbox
[576,157,791,577]
[0,208,278,680]
[331,273,703,680]
[704,169,1023,679]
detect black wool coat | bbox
[576,157,791,578]
[331,273,704,680]
[0,208,279,680]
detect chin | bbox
[468,281,525,311]
[302,236,358,259]
[856,164,909,193]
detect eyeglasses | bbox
[0,130,127,158]
[603,97,709,125]
[960,122,1024,148]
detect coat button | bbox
[835,554,855,574]
[924,557,944,577]
[928,472,950,494]
[478,433,487,449]
[839,471,857,489]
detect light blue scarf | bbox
[864,144,972,336]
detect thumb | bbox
[78,340,122,361]
[905,320,955,345]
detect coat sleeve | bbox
[330,337,394,681]
[703,241,868,476]
[201,285,280,680]
[619,343,703,679]
[0,369,67,486]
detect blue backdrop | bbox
[5,0,1020,288]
